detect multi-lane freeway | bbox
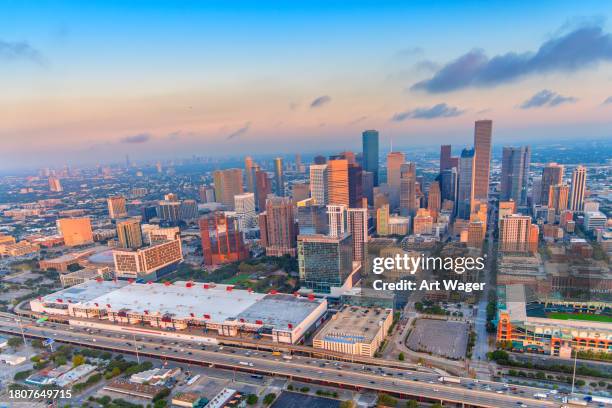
[0,313,575,408]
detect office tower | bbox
[234,193,257,230]
[143,225,180,244]
[327,157,349,206]
[296,199,328,235]
[439,145,459,173]
[57,217,94,247]
[499,214,539,254]
[362,130,379,186]
[107,196,128,219]
[399,162,417,217]
[213,168,244,209]
[259,196,298,257]
[473,119,493,202]
[347,162,364,208]
[457,148,475,219]
[340,151,356,165]
[141,206,158,223]
[386,152,405,209]
[274,157,285,196]
[548,184,569,214]
[244,156,255,193]
[297,233,353,293]
[346,207,368,262]
[254,169,272,211]
[295,153,303,172]
[157,200,181,223]
[388,215,410,235]
[376,204,390,236]
[498,201,516,226]
[327,205,347,238]
[500,146,531,206]
[116,218,143,249]
[48,176,63,192]
[413,209,433,235]
[467,220,485,249]
[199,185,215,203]
[440,167,458,203]
[313,155,327,165]
[179,199,198,221]
[362,171,374,207]
[199,212,248,265]
[113,239,183,281]
[291,182,310,202]
[427,181,441,220]
[584,211,607,231]
[540,163,564,206]
[309,164,328,205]
[569,165,587,212]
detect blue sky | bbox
[1,1,612,169]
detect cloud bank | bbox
[519,90,577,109]
[391,103,464,121]
[411,24,612,93]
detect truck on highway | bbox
[438,376,460,384]
[239,361,254,367]
[533,392,547,399]
[282,354,293,360]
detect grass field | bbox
[547,312,612,323]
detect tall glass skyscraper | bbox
[274,157,285,196]
[297,233,353,293]
[362,130,379,187]
[500,146,531,206]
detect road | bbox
[0,314,573,408]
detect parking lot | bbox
[406,319,468,360]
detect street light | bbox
[15,317,27,347]
[133,334,140,364]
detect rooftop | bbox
[315,306,391,345]
[41,280,128,304]
[81,281,265,321]
[233,294,325,331]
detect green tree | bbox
[246,394,258,405]
[263,393,277,405]
[7,337,23,348]
[398,352,405,361]
[406,401,418,408]
[339,401,355,408]
[377,394,397,407]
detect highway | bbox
[0,314,572,408]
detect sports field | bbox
[547,312,612,323]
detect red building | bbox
[199,213,248,266]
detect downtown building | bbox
[500,146,530,206]
[107,196,128,219]
[113,238,183,281]
[259,196,298,257]
[213,168,244,209]
[199,212,248,265]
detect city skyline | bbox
[2,1,612,169]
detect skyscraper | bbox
[107,196,128,219]
[292,182,310,202]
[259,196,298,257]
[254,169,272,211]
[347,161,364,208]
[199,212,248,265]
[296,198,328,235]
[234,193,257,230]
[157,200,181,223]
[457,148,475,219]
[548,184,569,214]
[361,171,374,207]
[427,181,441,220]
[213,168,244,209]
[413,208,433,235]
[179,199,198,221]
[473,120,493,202]
[297,233,353,293]
[500,146,531,206]
[386,151,405,209]
[327,157,349,207]
[274,157,285,196]
[376,204,390,236]
[244,156,255,193]
[399,162,417,217]
[346,207,368,262]
[540,163,564,206]
[362,130,379,186]
[309,164,328,205]
[439,145,459,173]
[116,218,143,249]
[440,167,458,203]
[569,165,587,212]
[327,205,347,238]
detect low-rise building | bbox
[313,306,392,357]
